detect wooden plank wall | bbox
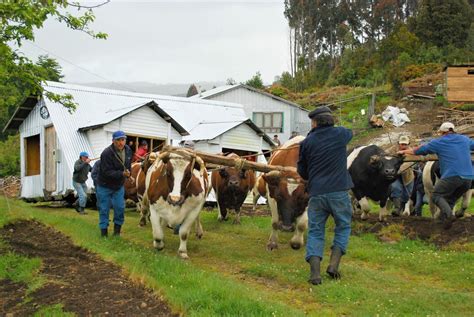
[44,126,57,192]
[446,67,474,102]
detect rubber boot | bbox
[75,202,81,213]
[101,228,108,237]
[391,198,402,217]
[308,256,322,285]
[326,246,343,279]
[113,224,121,236]
[79,207,87,215]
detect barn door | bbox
[44,126,57,192]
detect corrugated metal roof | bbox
[182,120,245,141]
[192,83,309,111]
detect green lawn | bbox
[1,196,473,316]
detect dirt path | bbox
[0,220,177,316]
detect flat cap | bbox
[308,106,332,119]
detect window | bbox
[25,134,40,176]
[253,112,283,133]
[468,69,474,75]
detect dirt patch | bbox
[0,220,176,316]
[352,214,474,247]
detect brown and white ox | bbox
[211,153,256,224]
[124,162,141,202]
[257,136,309,251]
[144,151,209,259]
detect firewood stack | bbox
[435,107,474,138]
[0,176,21,198]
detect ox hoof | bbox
[178,251,189,260]
[290,241,302,250]
[360,213,369,221]
[455,210,465,218]
[153,240,164,250]
[266,241,278,251]
[196,232,203,239]
[378,216,387,222]
[402,211,410,217]
[232,219,241,225]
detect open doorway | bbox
[221,148,258,162]
[126,134,166,162]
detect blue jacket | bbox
[97,144,133,190]
[298,126,354,196]
[91,160,101,187]
[415,133,474,179]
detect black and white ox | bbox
[348,145,403,221]
[144,151,209,259]
[423,161,473,218]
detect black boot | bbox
[391,198,402,217]
[326,246,343,279]
[308,256,322,285]
[101,228,108,237]
[113,224,121,236]
[79,207,87,215]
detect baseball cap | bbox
[112,130,127,140]
[79,151,89,157]
[398,136,410,145]
[438,122,455,133]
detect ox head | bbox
[149,151,207,207]
[218,167,248,190]
[369,154,403,181]
[263,171,308,232]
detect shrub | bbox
[0,134,20,177]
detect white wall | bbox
[218,123,270,153]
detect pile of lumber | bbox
[436,107,474,138]
[0,176,21,198]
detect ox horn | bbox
[195,155,206,176]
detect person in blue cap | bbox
[96,130,133,237]
[297,105,353,285]
[72,151,92,215]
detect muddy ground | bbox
[0,220,176,316]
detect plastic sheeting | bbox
[381,106,411,127]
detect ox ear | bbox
[369,155,381,166]
[219,168,229,178]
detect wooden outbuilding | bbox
[444,64,474,102]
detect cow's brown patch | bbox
[148,163,173,204]
[124,162,141,201]
[0,220,176,316]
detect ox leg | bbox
[426,192,439,219]
[402,201,412,217]
[233,208,241,225]
[218,203,228,222]
[178,206,204,260]
[149,206,164,250]
[379,199,389,222]
[359,197,371,220]
[266,195,279,251]
[455,189,472,218]
[194,215,204,239]
[290,210,308,250]
[252,191,260,212]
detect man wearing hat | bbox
[96,130,133,237]
[297,106,353,285]
[390,136,415,216]
[72,151,92,215]
[399,122,474,227]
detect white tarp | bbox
[381,106,411,127]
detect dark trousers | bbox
[432,176,472,218]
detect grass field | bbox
[1,196,473,316]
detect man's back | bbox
[298,126,353,196]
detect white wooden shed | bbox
[4,82,273,198]
[192,84,311,141]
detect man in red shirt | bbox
[133,140,148,162]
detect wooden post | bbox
[368,93,376,119]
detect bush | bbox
[0,134,20,177]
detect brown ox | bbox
[124,162,141,202]
[211,153,256,224]
[145,151,208,259]
[258,136,309,250]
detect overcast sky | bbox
[22,0,290,85]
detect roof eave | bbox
[2,96,39,133]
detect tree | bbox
[186,84,199,97]
[245,72,264,89]
[226,78,237,85]
[0,0,108,114]
[412,0,473,48]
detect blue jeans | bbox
[390,180,414,204]
[96,185,125,230]
[73,181,88,208]
[305,191,353,262]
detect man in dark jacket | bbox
[297,106,353,285]
[72,151,91,215]
[96,131,133,237]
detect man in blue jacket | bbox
[298,106,353,285]
[399,122,474,228]
[96,131,133,237]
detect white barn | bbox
[4,82,274,199]
[192,84,311,141]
